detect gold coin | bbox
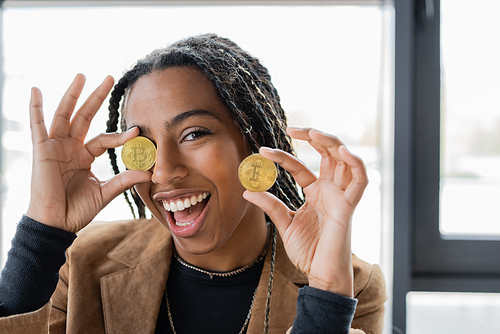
[238,154,277,192]
[121,136,156,171]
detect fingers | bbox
[338,145,369,205]
[288,126,343,159]
[101,170,152,207]
[288,127,350,181]
[259,147,317,188]
[30,87,49,145]
[243,190,294,237]
[85,126,140,158]
[288,127,342,180]
[69,75,114,141]
[287,126,368,199]
[49,73,86,138]
[46,74,114,142]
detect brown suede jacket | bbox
[0,218,386,334]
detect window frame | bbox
[393,0,500,331]
[412,0,500,287]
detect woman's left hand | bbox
[243,127,368,297]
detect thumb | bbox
[101,170,151,206]
[243,190,294,237]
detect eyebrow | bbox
[164,109,221,131]
[126,109,221,135]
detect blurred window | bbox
[407,292,500,334]
[440,0,500,237]
[0,3,394,282]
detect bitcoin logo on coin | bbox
[121,136,156,171]
[238,154,277,192]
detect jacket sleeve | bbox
[0,262,70,334]
[0,261,73,334]
[49,265,69,333]
[351,264,387,334]
[0,283,68,334]
[286,255,386,334]
[0,301,51,334]
[0,216,74,333]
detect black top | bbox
[156,254,263,333]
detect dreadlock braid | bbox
[106,33,304,218]
[106,70,150,218]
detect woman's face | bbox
[124,66,265,257]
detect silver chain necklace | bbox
[165,285,258,334]
[172,224,271,280]
[165,224,277,334]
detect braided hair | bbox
[106,34,304,219]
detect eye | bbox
[182,127,212,142]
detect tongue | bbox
[173,199,207,223]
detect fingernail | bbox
[125,126,139,133]
[259,147,274,153]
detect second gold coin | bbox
[238,154,277,192]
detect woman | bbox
[0,34,385,333]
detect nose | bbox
[151,143,188,185]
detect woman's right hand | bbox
[26,74,151,233]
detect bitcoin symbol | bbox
[129,146,147,166]
[238,154,277,192]
[121,136,156,171]
[249,160,263,187]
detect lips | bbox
[160,191,210,228]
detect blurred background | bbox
[0,1,499,333]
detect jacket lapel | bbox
[100,220,173,334]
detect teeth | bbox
[162,192,209,213]
[176,220,194,227]
[171,201,177,212]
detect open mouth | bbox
[162,192,210,227]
